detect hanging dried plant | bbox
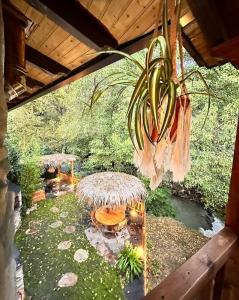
[85,0,217,188]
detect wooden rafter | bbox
[9,26,208,110]
[26,76,44,88]
[26,45,70,75]
[26,0,118,50]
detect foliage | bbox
[184,63,239,213]
[116,243,144,283]
[145,186,176,217]
[19,159,41,213]
[7,50,239,213]
[16,193,124,300]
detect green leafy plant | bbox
[86,0,213,151]
[116,243,144,282]
[19,159,41,214]
[145,187,176,217]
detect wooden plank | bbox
[58,43,90,70]
[221,243,239,300]
[10,0,28,14]
[88,0,111,20]
[38,27,70,56]
[226,118,239,233]
[119,0,159,43]
[48,36,80,63]
[196,280,214,300]
[212,265,225,300]
[112,0,154,40]
[26,0,118,49]
[101,0,131,29]
[27,16,57,49]
[66,49,96,70]
[26,45,70,75]
[144,228,237,300]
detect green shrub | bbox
[116,243,144,282]
[19,160,41,214]
[145,187,176,218]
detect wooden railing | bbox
[144,227,238,300]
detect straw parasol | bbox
[41,153,78,164]
[77,172,146,208]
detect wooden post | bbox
[0,2,16,299]
[71,160,74,185]
[225,118,239,233]
[57,162,61,177]
[220,117,239,300]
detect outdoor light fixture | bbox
[130,209,138,218]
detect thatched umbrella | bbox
[41,153,78,164]
[41,153,78,184]
[77,172,146,208]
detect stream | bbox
[170,196,224,237]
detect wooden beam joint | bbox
[26,45,70,75]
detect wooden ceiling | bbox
[4,0,234,110]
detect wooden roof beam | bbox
[26,0,118,50]
[26,45,70,75]
[8,26,209,111]
[26,76,44,89]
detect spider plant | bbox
[116,243,144,282]
[86,0,213,152]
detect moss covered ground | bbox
[15,193,125,300]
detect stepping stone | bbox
[74,249,89,263]
[63,226,76,234]
[49,221,63,229]
[60,212,68,218]
[57,241,72,250]
[58,273,78,287]
[50,206,60,213]
[25,228,38,235]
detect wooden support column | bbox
[70,161,74,185]
[224,117,239,300]
[0,2,16,299]
[226,117,239,233]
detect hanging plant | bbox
[85,0,216,189]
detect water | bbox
[169,196,224,237]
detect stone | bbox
[25,228,38,235]
[49,221,63,229]
[60,212,68,218]
[58,273,78,287]
[63,226,76,234]
[57,241,72,250]
[74,249,89,263]
[50,206,60,213]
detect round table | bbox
[95,206,125,226]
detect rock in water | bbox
[74,249,89,263]
[58,273,78,287]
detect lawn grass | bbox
[15,193,125,300]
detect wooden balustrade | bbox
[144,227,238,300]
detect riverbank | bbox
[146,215,208,292]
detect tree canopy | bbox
[7,50,239,214]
